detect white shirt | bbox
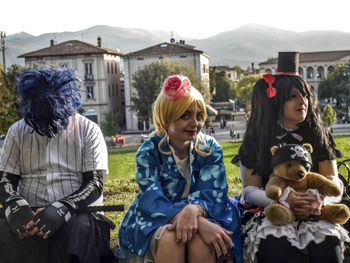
[0,114,108,207]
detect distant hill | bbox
[3,24,350,69]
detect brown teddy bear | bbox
[264,143,350,225]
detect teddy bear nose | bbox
[297,171,305,178]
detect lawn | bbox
[105,135,350,248]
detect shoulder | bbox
[74,114,99,128]
[7,119,29,135]
[196,132,223,156]
[137,134,160,155]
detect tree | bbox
[0,64,22,134]
[322,104,337,128]
[318,63,350,105]
[101,111,117,136]
[131,60,208,124]
[210,68,235,102]
[234,75,261,108]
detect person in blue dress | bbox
[116,75,242,263]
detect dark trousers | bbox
[257,235,343,263]
[0,213,114,263]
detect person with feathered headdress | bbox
[0,68,114,263]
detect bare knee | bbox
[187,234,215,263]
[156,229,185,263]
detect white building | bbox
[19,37,125,127]
[259,50,350,89]
[122,40,210,130]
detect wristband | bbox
[4,196,34,236]
[34,201,72,237]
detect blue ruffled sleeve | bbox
[187,137,232,225]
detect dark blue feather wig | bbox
[18,68,82,137]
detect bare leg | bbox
[187,234,216,263]
[155,229,185,263]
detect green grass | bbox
[104,136,350,248]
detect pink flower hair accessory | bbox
[163,75,191,101]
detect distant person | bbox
[223,119,227,129]
[116,75,243,263]
[230,128,236,140]
[209,127,215,137]
[0,68,114,263]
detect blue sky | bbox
[2,0,350,39]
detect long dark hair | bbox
[241,75,332,177]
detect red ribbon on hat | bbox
[263,74,276,98]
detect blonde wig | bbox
[152,85,210,156]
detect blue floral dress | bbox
[116,132,242,263]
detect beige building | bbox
[122,39,210,130]
[19,37,125,127]
[259,50,350,90]
[214,65,239,82]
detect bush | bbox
[322,104,337,127]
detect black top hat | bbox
[271,144,312,169]
[277,52,299,74]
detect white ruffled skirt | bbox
[243,214,350,263]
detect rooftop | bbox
[123,41,209,58]
[19,39,122,58]
[259,50,350,65]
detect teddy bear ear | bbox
[271,146,279,155]
[303,143,313,153]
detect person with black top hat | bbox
[233,52,349,263]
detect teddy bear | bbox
[264,143,350,225]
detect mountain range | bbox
[3,24,350,69]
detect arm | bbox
[186,140,231,218]
[197,216,234,258]
[58,170,106,211]
[0,171,34,238]
[240,164,274,208]
[318,159,343,204]
[0,127,34,238]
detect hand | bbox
[33,201,72,238]
[287,192,319,218]
[197,217,234,258]
[168,204,203,244]
[4,196,34,238]
[22,208,45,238]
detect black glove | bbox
[34,201,72,238]
[4,195,34,236]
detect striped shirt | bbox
[0,114,108,207]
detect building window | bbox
[307,67,314,79]
[317,66,324,79]
[298,67,304,77]
[107,62,110,74]
[111,63,114,74]
[115,63,117,74]
[112,84,115,97]
[85,63,93,80]
[108,85,111,98]
[116,84,118,96]
[59,62,69,68]
[136,65,144,71]
[87,86,94,99]
[85,63,92,75]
